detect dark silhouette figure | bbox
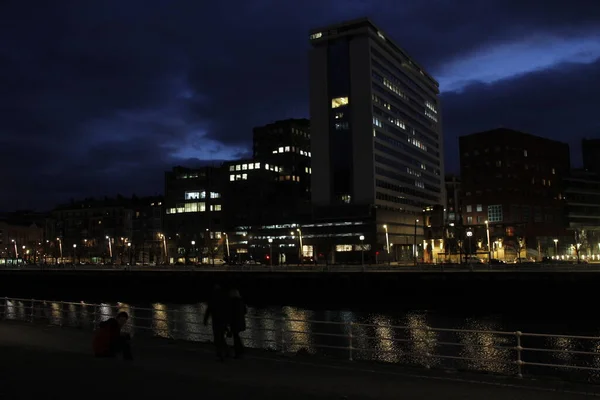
[93,311,133,360]
[228,289,247,358]
[204,285,229,360]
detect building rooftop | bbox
[309,17,438,88]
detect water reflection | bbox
[152,303,169,338]
[3,297,600,381]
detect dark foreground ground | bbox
[0,322,598,399]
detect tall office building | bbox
[308,18,444,256]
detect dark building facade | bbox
[563,169,600,260]
[582,138,600,175]
[163,166,226,263]
[308,18,444,262]
[49,197,152,264]
[459,128,570,260]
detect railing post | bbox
[348,322,354,361]
[516,331,523,378]
[30,299,35,323]
[280,317,286,354]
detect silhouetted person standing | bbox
[93,311,133,360]
[228,289,247,359]
[204,284,228,361]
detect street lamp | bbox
[11,239,17,260]
[359,235,365,267]
[554,238,559,256]
[223,233,230,261]
[72,244,77,264]
[57,237,63,265]
[466,230,473,266]
[105,236,113,264]
[127,242,132,265]
[383,224,390,265]
[413,219,419,267]
[485,220,491,263]
[296,228,303,264]
[268,238,273,266]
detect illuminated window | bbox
[476,204,482,212]
[488,205,502,222]
[466,205,472,213]
[211,204,222,211]
[272,150,278,154]
[185,191,200,200]
[210,192,220,199]
[310,32,322,40]
[278,147,284,153]
[372,117,383,128]
[230,175,235,181]
[335,112,344,119]
[255,163,260,169]
[285,146,290,152]
[229,166,234,171]
[524,150,528,157]
[331,97,349,108]
[235,165,241,171]
[335,245,353,252]
[552,168,556,175]
[248,164,254,170]
[242,164,248,170]
[242,173,247,180]
[341,195,351,204]
[265,163,269,170]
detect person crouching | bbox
[93,311,133,360]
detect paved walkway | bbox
[0,322,598,399]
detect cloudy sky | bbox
[1,0,599,210]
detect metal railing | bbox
[2,297,600,382]
[3,262,600,273]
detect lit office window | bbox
[331,97,349,108]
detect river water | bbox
[3,298,600,382]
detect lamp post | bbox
[11,239,17,260]
[413,219,419,267]
[57,237,63,266]
[268,238,273,266]
[485,220,491,263]
[383,224,390,265]
[105,236,113,264]
[223,233,230,261]
[191,240,196,264]
[296,228,303,264]
[72,244,77,264]
[359,235,365,267]
[466,230,473,265]
[127,242,132,265]
[553,239,559,257]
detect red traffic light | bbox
[376,251,380,255]
[266,255,270,259]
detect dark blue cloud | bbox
[0,0,599,210]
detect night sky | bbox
[1,1,599,211]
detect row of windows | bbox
[305,167,312,174]
[229,163,282,172]
[375,166,440,200]
[376,191,428,208]
[184,191,220,200]
[374,131,439,168]
[176,172,204,179]
[375,179,438,203]
[374,153,440,188]
[166,202,222,214]
[372,93,439,148]
[371,60,438,129]
[425,110,438,122]
[371,48,437,105]
[271,146,311,157]
[277,175,301,182]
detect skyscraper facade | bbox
[308,18,444,256]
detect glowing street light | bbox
[359,235,365,267]
[105,236,113,262]
[268,238,273,266]
[223,233,230,260]
[485,220,491,263]
[554,238,559,256]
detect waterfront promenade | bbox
[0,321,597,399]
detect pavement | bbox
[0,321,599,399]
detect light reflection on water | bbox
[3,299,600,381]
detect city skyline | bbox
[1,1,599,210]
